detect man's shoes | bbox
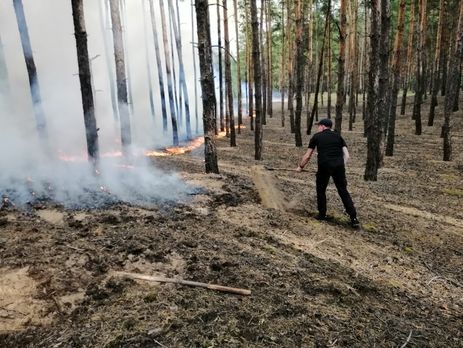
[315,214,327,221]
[350,217,360,228]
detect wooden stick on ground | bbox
[114,271,251,296]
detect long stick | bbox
[115,271,251,296]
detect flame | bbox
[59,125,247,161]
[145,136,205,157]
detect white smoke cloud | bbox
[0,0,206,208]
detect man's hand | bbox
[295,166,303,172]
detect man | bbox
[296,118,359,228]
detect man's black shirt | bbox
[308,129,347,167]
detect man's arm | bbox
[342,146,350,164]
[296,148,315,172]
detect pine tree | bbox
[13,0,47,139]
[195,0,219,173]
[71,0,99,164]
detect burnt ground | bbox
[1,99,463,347]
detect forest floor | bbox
[1,99,463,347]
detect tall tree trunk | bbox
[101,0,119,121]
[428,0,446,126]
[142,0,155,121]
[287,0,295,133]
[305,0,313,128]
[412,0,427,135]
[327,13,332,119]
[195,0,219,173]
[334,0,347,134]
[168,0,192,139]
[364,0,381,181]
[348,0,358,131]
[110,0,132,151]
[251,0,263,160]
[223,0,236,146]
[168,5,181,127]
[260,0,267,125]
[453,58,462,111]
[294,0,306,147]
[401,0,416,116]
[279,0,286,127]
[245,3,254,131]
[266,0,273,119]
[386,0,406,156]
[13,0,47,139]
[149,0,168,133]
[120,0,134,115]
[233,0,242,132]
[159,0,179,145]
[443,0,463,161]
[72,0,100,164]
[217,4,225,133]
[191,0,199,134]
[308,0,331,135]
[362,0,368,125]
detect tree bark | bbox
[386,0,406,156]
[364,0,381,181]
[334,0,347,134]
[72,0,100,164]
[412,0,427,135]
[233,0,242,132]
[119,0,134,115]
[294,0,306,147]
[195,0,219,173]
[327,13,332,119]
[348,0,358,131]
[223,0,236,146]
[168,0,192,139]
[279,0,286,127]
[443,0,463,161]
[260,0,267,125]
[191,0,199,134]
[266,0,273,119]
[142,0,155,121]
[149,0,168,133]
[308,0,331,135]
[217,4,225,133]
[13,0,47,140]
[159,0,179,145]
[110,0,132,151]
[401,0,415,116]
[428,0,446,126]
[251,0,263,160]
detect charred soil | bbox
[1,101,463,347]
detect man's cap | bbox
[315,118,333,128]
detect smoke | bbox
[0,0,204,208]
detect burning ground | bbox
[1,105,463,347]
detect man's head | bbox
[316,118,332,131]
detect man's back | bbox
[309,129,346,167]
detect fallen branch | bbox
[114,272,251,296]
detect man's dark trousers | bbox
[316,164,356,218]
